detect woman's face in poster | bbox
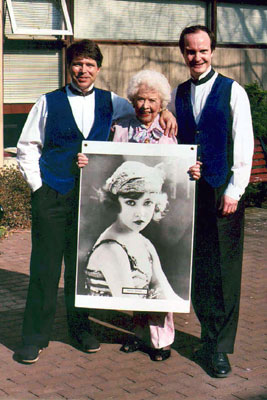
[117,192,156,233]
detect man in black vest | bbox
[16,39,177,364]
[168,25,254,377]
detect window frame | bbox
[6,0,73,36]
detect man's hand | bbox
[77,153,88,168]
[219,195,238,216]
[159,109,178,137]
[188,161,202,180]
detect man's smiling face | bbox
[183,30,214,80]
[69,57,100,92]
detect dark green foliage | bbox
[244,182,267,208]
[0,166,31,230]
[245,82,267,141]
[244,82,267,207]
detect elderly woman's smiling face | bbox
[133,84,162,128]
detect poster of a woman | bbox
[75,141,197,313]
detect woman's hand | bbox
[159,109,178,137]
[77,153,88,168]
[188,161,202,180]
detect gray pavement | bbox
[0,207,266,400]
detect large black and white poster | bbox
[75,141,197,313]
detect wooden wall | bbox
[94,45,267,97]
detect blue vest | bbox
[39,87,113,194]
[175,74,234,188]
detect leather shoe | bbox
[210,352,231,378]
[16,345,43,364]
[73,331,101,353]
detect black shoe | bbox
[16,345,43,364]
[149,347,171,362]
[73,331,101,353]
[120,337,143,353]
[210,352,231,378]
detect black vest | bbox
[175,74,234,188]
[39,87,113,194]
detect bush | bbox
[244,181,267,208]
[245,82,267,141]
[244,82,267,207]
[0,166,31,230]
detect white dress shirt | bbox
[17,84,134,192]
[168,67,254,201]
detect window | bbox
[4,48,62,103]
[217,3,267,44]
[5,0,72,36]
[74,0,207,42]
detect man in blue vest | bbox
[16,39,177,364]
[168,26,254,377]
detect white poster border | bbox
[75,141,197,313]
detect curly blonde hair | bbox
[95,161,169,222]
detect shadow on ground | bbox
[0,267,205,371]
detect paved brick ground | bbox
[0,207,266,400]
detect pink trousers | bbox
[133,312,175,349]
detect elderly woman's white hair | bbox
[127,70,171,109]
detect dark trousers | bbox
[192,179,245,353]
[22,183,90,347]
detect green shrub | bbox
[245,82,267,141]
[244,82,267,207]
[0,166,31,230]
[244,182,267,208]
[0,226,8,239]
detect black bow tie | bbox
[191,69,215,86]
[68,85,94,96]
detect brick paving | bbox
[0,207,266,400]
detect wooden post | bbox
[211,0,217,40]
[0,1,4,167]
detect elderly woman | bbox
[112,69,176,144]
[78,70,201,362]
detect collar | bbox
[135,114,162,132]
[129,115,163,142]
[191,68,215,86]
[68,83,95,96]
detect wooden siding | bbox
[92,45,266,97]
